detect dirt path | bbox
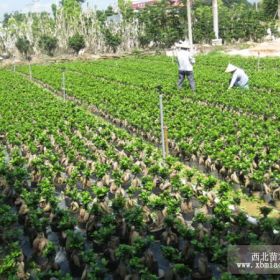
[226,39,280,57]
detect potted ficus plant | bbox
[112,170,123,187]
[127,256,145,278]
[131,163,142,176]
[115,244,133,278]
[171,263,192,280]
[170,175,182,191]
[89,213,116,249]
[180,185,194,219]
[161,245,181,264]
[33,240,57,271]
[124,206,145,233]
[92,185,109,200]
[64,185,79,206]
[81,168,92,188]
[112,195,126,215]
[81,251,108,280]
[148,195,166,211]
[0,242,24,279]
[259,206,272,218]
[78,190,92,209]
[24,209,49,243]
[65,230,85,277]
[51,208,76,246]
[51,209,76,232]
[202,176,217,191]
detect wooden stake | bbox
[164,126,169,156]
[257,52,260,71]
[62,71,66,100]
[159,94,166,160]
[29,63,32,80]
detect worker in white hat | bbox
[225,64,249,90]
[175,41,196,91]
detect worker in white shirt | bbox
[175,41,196,91]
[225,64,249,90]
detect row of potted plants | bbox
[0,69,279,279]
[16,58,280,198]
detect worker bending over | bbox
[175,41,196,92]
[226,64,249,90]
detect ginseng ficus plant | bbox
[1,53,280,279]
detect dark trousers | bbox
[177,70,195,91]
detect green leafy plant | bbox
[15,36,31,59]
[124,206,144,230]
[202,176,218,190]
[92,225,116,245]
[161,246,181,263]
[42,241,56,258]
[103,29,122,53]
[68,33,85,54]
[38,35,58,56]
[92,185,108,199]
[0,242,21,276]
[66,230,85,251]
[259,206,272,218]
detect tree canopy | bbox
[261,0,278,19]
[0,0,278,56]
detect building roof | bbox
[131,0,182,10]
[132,0,156,10]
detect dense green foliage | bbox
[136,0,276,45]
[137,1,185,48]
[68,33,86,54]
[262,0,279,19]
[103,29,122,53]
[15,36,31,59]
[38,35,58,56]
[0,0,278,56]
[2,11,26,27]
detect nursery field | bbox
[0,54,280,279]
[18,54,280,194]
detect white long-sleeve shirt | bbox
[176,49,195,72]
[229,68,249,88]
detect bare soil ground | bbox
[1,39,279,67]
[0,52,129,67]
[226,38,280,57]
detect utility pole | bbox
[212,0,219,39]
[212,0,222,45]
[186,0,193,47]
[278,0,280,19]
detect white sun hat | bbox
[225,64,238,73]
[174,40,190,49]
[174,40,183,48]
[179,41,191,49]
